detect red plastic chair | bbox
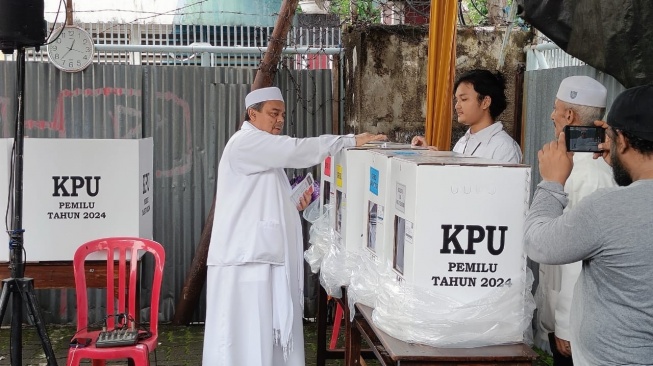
[66,237,165,366]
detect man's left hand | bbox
[297,186,313,211]
[554,335,572,357]
[539,131,573,185]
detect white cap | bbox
[556,76,607,108]
[245,87,284,108]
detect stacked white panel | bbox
[331,148,366,251]
[331,144,419,253]
[359,150,452,264]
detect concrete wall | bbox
[343,25,532,147]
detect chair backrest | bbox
[73,237,165,336]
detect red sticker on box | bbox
[324,156,331,177]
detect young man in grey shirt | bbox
[524,85,653,365]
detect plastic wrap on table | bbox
[371,268,536,348]
[521,269,536,346]
[303,201,336,274]
[346,251,394,320]
[303,200,356,299]
[318,234,352,299]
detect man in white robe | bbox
[535,75,614,365]
[202,87,385,366]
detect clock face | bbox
[48,26,94,72]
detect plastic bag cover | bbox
[371,268,536,348]
[302,202,351,298]
[303,202,335,274]
[346,250,389,320]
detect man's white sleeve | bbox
[232,130,356,174]
[554,261,581,340]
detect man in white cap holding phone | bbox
[535,75,615,365]
[202,86,385,366]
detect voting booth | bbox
[0,138,154,262]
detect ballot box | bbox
[0,139,11,258]
[387,154,531,304]
[360,150,461,265]
[331,144,423,252]
[3,138,154,262]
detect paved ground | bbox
[0,322,551,365]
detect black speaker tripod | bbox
[0,47,59,366]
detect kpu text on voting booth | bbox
[0,138,154,262]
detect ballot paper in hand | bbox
[290,173,314,206]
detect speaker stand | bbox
[0,47,59,366]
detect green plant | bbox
[533,347,554,366]
[464,0,489,25]
[330,0,381,23]
[462,0,526,26]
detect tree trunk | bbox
[487,0,507,25]
[252,0,302,89]
[350,0,359,22]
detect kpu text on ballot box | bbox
[0,138,154,262]
[387,154,531,304]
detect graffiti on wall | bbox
[0,87,193,178]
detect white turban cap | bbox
[556,76,607,108]
[245,87,284,109]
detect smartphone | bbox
[290,173,314,206]
[564,125,605,152]
[70,337,92,348]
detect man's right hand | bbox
[355,132,387,146]
[411,135,427,147]
[593,120,611,163]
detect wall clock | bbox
[48,25,94,72]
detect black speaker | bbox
[0,0,46,53]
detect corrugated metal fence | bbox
[0,61,336,324]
